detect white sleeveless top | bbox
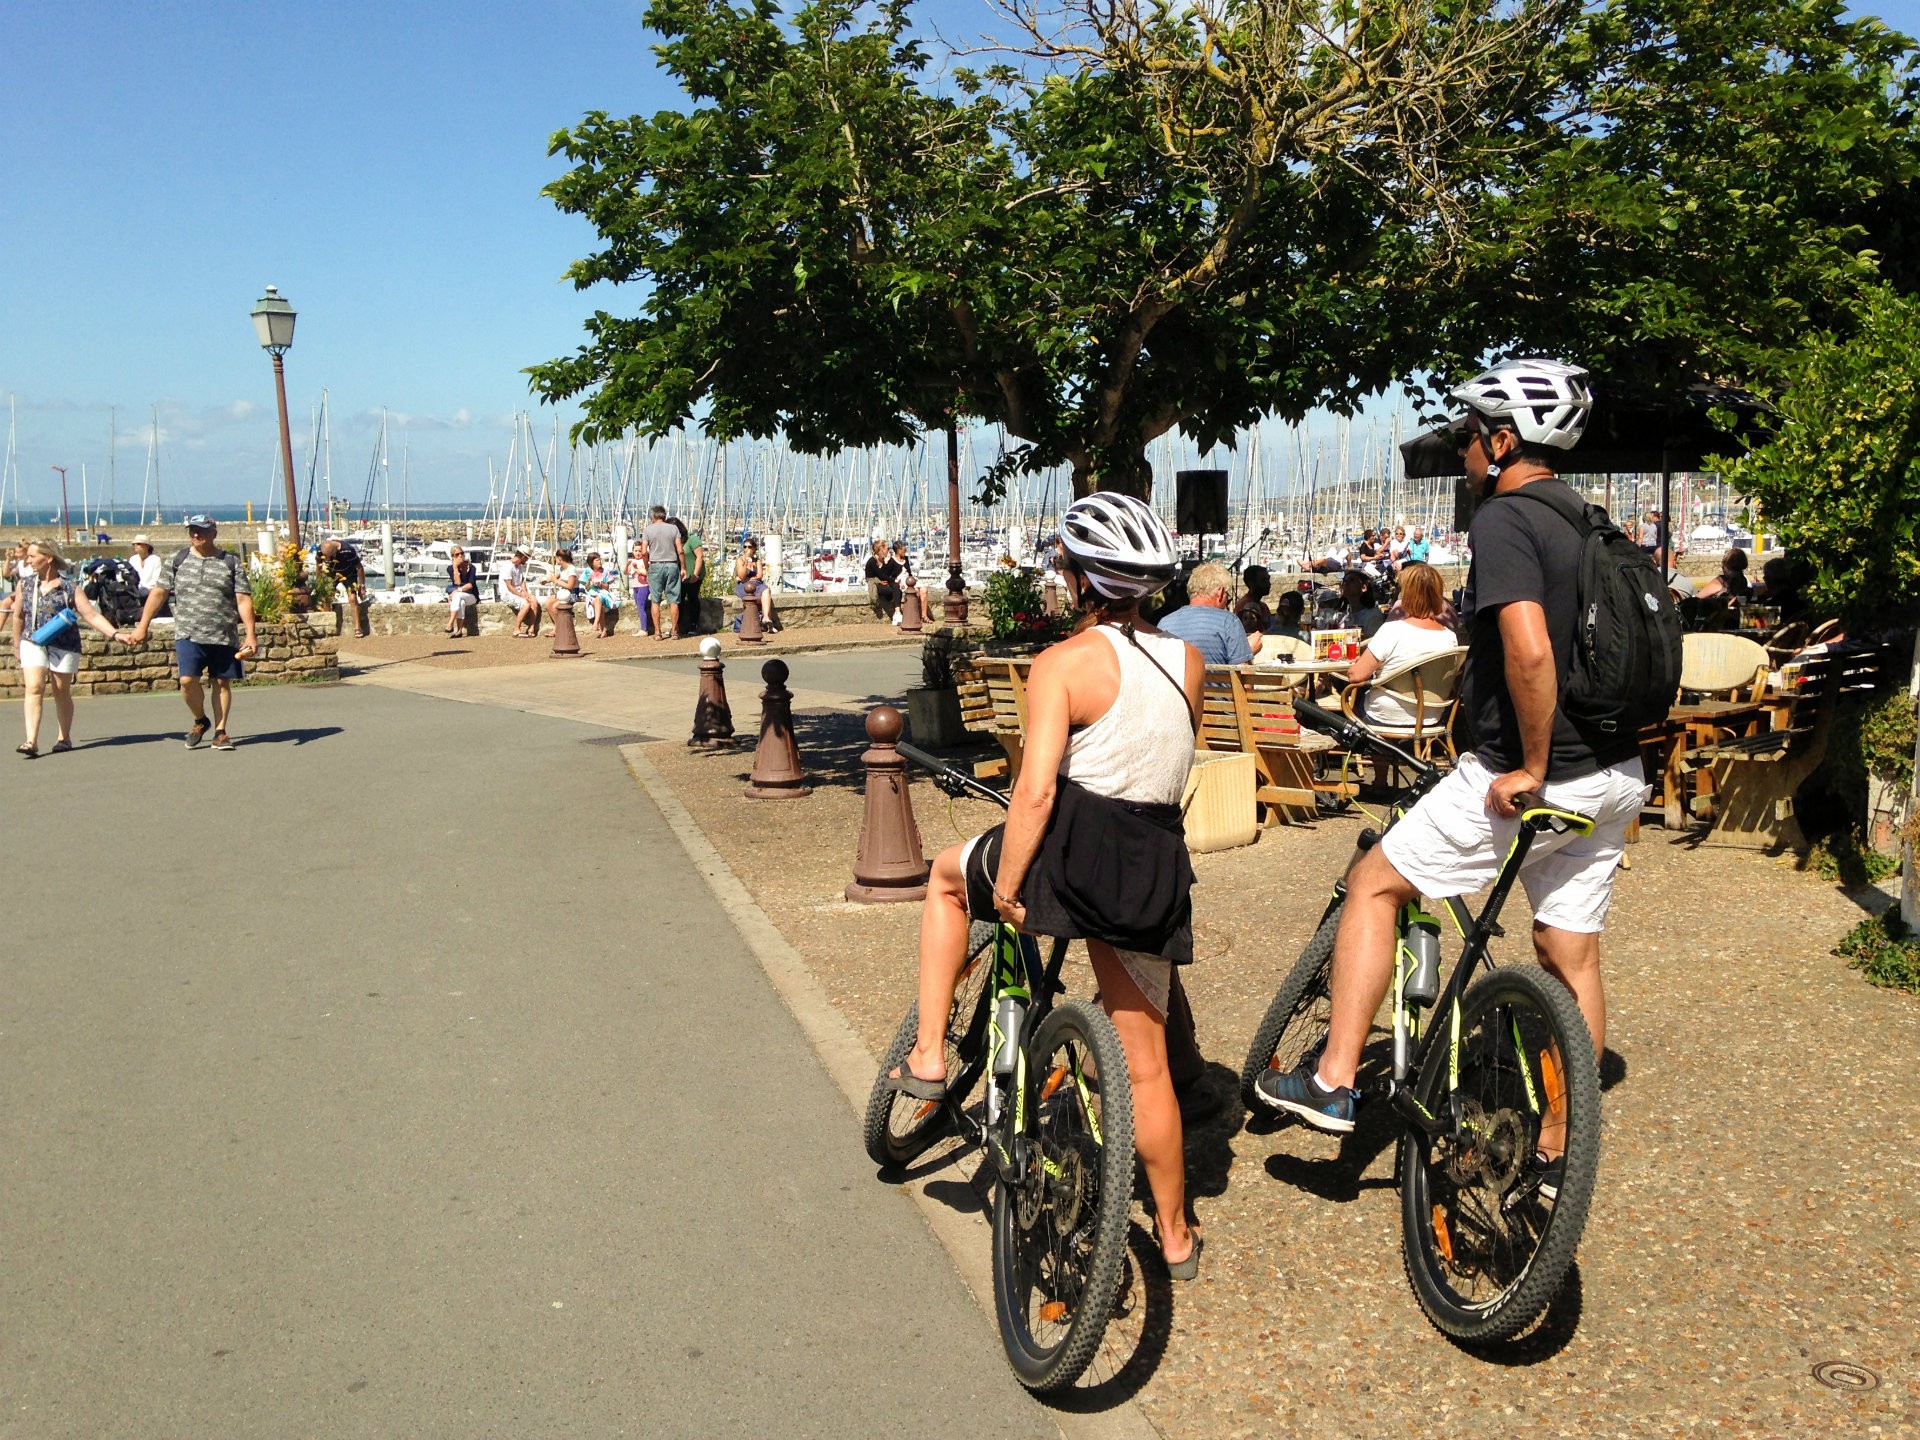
[1060,627,1196,806]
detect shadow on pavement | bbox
[232,726,344,747]
[1047,1221,1174,1414]
[75,732,189,749]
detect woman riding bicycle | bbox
[886,494,1205,1278]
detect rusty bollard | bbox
[745,659,810,799]
[944,567,969,624]
[550,602,581,657]
[689,637,737,747]
[845,705,930,903]
[899,585,924,635]
[737,595,766,644]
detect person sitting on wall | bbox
[864,539,902,619]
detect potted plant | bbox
[981,566,1072,656]
[905,635,969,747]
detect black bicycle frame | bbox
[897,741,1074,1186]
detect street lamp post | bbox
[250,286,301,552]
[944,420,968,624]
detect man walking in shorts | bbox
[642,505,684,640]
[123,515,260,750]
[1255,360,1649,1134]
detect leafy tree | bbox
[1715,283,1920,628]
[1429,0,1920,408]
[532,0,1576,497]
[532,0,1920,499]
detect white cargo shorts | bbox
[1380,751,1651,934]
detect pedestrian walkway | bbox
[0,686,1058,1439]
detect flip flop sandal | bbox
[50,739,72,753]
[1162,1233,1203,1282]
[883,1065,948,1102]
[16,742,38,758]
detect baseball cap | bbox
[185,513,216,532]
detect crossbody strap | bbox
[1105,622,1200,736]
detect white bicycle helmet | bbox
[1059,492,1178,600]
[1446,358,1593,451]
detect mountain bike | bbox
[1241,697,1603,1344]
[862,743,1136,1393]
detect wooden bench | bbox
[1199,665,1330,825]
[954,656,1033,781]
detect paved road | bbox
[0,685,1057,1439]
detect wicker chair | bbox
[1679,632,1769,703]
[1339,646,1468,765]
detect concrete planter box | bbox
[905,685,967,748]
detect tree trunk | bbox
[1070,441,1154,501]
[1903,629,1918,931]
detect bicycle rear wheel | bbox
[991,999,1136,1393]
[862,922,994,1168]
[1399,965,1601,1343]
[1239,902,1341,1111]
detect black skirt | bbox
[964,778,1195,964]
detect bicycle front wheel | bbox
[991,999,1136,1393]
[862,922,994,1168]
[1239,902,1341,1112]
[1399,965,1601,1343]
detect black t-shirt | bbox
[1458,477,1638,779]
[324,547,364,585]
[865,557,902,584]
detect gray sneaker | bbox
[211,730,237,751]
[1252,1061,1358,1133]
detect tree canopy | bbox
[531,0,1920,498]
[1716,283,1920,628]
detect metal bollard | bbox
[845,705,930,903]
[745,659,810,798]
[737,595,766,644]
[943,567,969,624]
[550,602,581,657]
[899,585,924,635]
[689,638,737,747]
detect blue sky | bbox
[3,0,1917,514]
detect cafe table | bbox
[1642,697,1773,827]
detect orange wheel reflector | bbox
[1038,1300,1069,1323]
[909,1100,936,1123]
[1040,1065,1070,1101]
[1432,1205,1455,1266]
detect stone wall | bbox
[339,587,986,638]
[0,612,339,699]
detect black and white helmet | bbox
[1446,358,1593,451]
[1059,492,1178,600]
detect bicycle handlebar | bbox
[1289,696,1437,780]
[897,741,1014,811]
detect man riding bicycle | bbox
[1255,359,1650,1142]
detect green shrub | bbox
[249,568,287,624]
[1803,829,1903,888]
[1835,909,1920,995]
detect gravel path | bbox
[646,709,1919,1438]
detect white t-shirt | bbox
[498,560,529,603]
[134,553,163,591]
[1359,619,1458,726]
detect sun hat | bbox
[132,533,152,546]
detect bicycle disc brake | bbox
[1441,1099,1527,1196]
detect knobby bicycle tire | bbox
[1239,903,1342,1112]
[1398,965,1601,1344]
[862,922,994,1168]
[991,999,1136,1393]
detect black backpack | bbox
[1509,483,1683,739]
[82,557,146,628]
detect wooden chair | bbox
[1679,632,1769,703]
[1338,646,1467,766]
[960,656,1034,781]
[1687,654,1844,850]
[1198,665,1325,824]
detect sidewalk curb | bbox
[620,745,1163,1440]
